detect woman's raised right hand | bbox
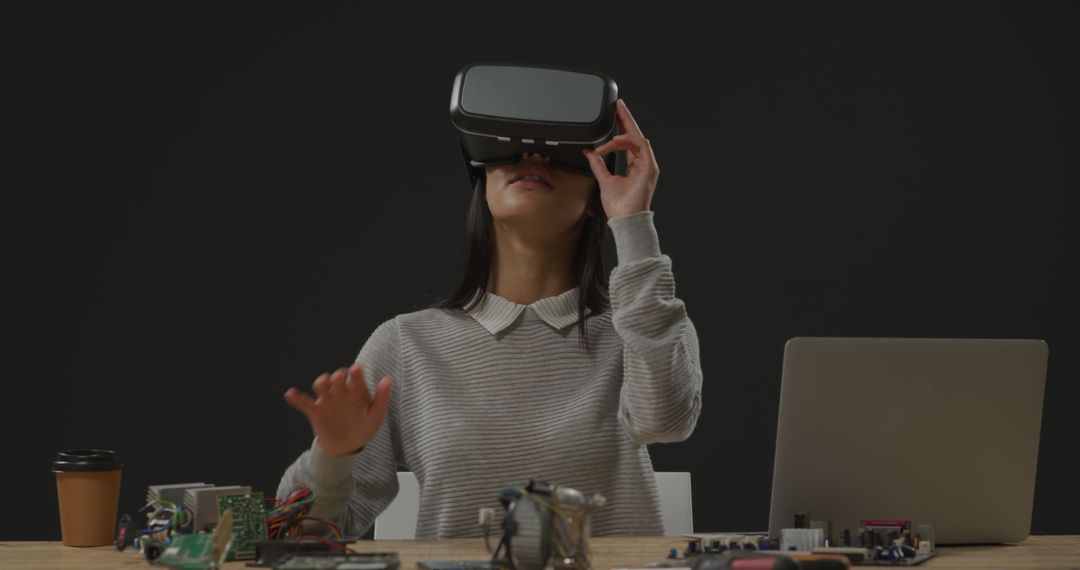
[284,363,393,457]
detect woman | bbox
[277,99,703,539]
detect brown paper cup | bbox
[52,449,123,547]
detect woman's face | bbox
[484,153,597,238]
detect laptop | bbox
[768,337,1048,544]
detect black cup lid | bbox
[51,449,123,472]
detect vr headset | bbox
[449,62,624,189]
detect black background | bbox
[3,1,1077,540]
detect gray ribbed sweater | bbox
[276,210,703,539]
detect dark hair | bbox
[427,169,610,350]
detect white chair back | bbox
[374,471,693,539]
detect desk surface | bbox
[1,535,1078,570]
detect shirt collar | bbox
[466,287,592,336]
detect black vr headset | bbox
[449,62,624,189]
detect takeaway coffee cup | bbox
[52,449,123,547]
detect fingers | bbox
[616,98,645,138]
[369,376,394,420]
[613,99,647,170]
[583,148,614,184]
[346,362,372,406]
[583,100,652,180]
[284,387,316,415]
[301,363,376,410]
[591,133,643,159]
[327,367,349,395]
[591,134,657,174]
[312,372,331,399]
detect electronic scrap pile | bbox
[663,514,936,569]
[114,482,398,570]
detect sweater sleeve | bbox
[607,210,703,446]
[276,317,404,538]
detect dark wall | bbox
[4,1,1076,540]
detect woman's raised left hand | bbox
[583,98,660,220]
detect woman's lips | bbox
[510,178,552,189]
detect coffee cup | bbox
[52,449,123,547]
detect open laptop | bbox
[768,337,1048,544]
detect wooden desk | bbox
[1,535,1078,569]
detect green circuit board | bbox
[216,492,267,560]
[155,508,233,570]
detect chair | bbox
[654,471,694,535]
[373,471,693,539]
[374,472,421,540]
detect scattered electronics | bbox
[666,513,936,567]
[780,529,824,553]
[115,483,372,569]
[217,492,268,560]
[115,513,139,551]
[247,541,374,568]
[420,480,604,570]
[184,485,251,532]
[154,507,234,570]
[490,481,604,570]
[271,553,400,570]
[148,483,215,507]
[672,533,776,557]
[416,562,494,570]
[118,495,195,561]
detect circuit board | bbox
[216,492,268,560]
[156,535,215,570]
[155,508,233,570]
[273,553,401,570]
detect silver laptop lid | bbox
[768,337,1048,544]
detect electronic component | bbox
[183,485,250,532]
[690,552,800,570]
[155,508,234,570]
[216,492,268,560]
[812,548,869,563]
[814,548,934,566]
[267,486,345,540]
[784,553,852,569]
[114,513,138,551]
[859,520,910,539]
[679,534,777,556]
[147,483,215,506]
[812,542,935,566]
[915,524,934,554]
[417,562,492,570]
[273,553,401,570]
[671,513,936,568]
[780,528,825,552]
[488,480,605,570]
[771,513,937,565]
[247,541,373,568]
[127,496,190,559]
[810,520,832,546]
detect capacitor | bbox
[860,528,875,548]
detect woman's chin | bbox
[494,209,547,224]
[492,206,574,227]
[496,197,554,216]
